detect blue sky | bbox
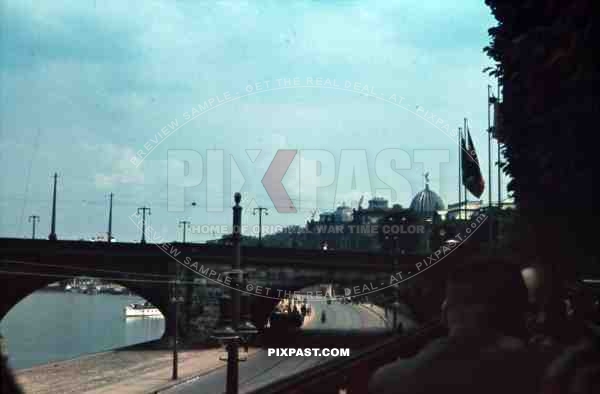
[0,0,506,242]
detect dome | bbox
[410,183,445,217]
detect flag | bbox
[461,128,485,198]
[492,101,504,142]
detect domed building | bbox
[409,183,445,219]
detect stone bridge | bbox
[0,238,465,342]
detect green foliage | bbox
[484,0,599,275]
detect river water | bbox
[0,291,165,370]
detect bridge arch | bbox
[0,271,176,342]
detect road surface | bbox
[165,300,389,394]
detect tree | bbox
[484,0,599,334]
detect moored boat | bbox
[84,286,98,295]
[124,302,163,318]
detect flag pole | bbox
[458,126,462,221]
[487,85,494,249]
[464,118,468,220]
[496,83,502,209]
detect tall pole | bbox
[497,83,502,208]
[463,118,469,220]
[179,220,190,243]
[227,192,242,394]
[28,215,39,239]
[107,193,113,244]
[253,207,268,246]
[171,276,181,380]
[137,207,151,244]
[173,293,179,380]
[457,127,463,219]
[392,238,398,330]
[487,85,494,249]
[48,173,58,241]
[487,85,493,210]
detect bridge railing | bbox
[248,319,445,394]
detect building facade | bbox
[306,181,446,254]
[446,199,516,221]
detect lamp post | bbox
[171,278,184,380]
[212,193,257,394]
[238,289,256,354]
[391,216,406,332]
[392,235,399,330]
[384,215,401,330]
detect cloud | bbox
[0,0,142,70]
[0,0,501,241]
[94,144,145,189]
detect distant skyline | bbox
[0,0,507,243]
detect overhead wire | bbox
[2,194,342,212]
[0,269,203,286]
[1,259,181,278]
[0,259,217,286]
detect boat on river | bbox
[124,302,163,318]
[84,286,99,295]
[106,285,126,295]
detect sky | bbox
[0,0,506,243]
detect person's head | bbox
[442,257,529,339]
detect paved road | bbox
[166,300,388,394]
[306,300,388,331]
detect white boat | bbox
[124,302,163,318]
[65,281,80,292]
[105,285,126,295]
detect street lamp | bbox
[213,292,240,360]
[211,193,257,394]
[212,279,257,393]
[170,279,185,380]
[213,293,236,339]
[237,318,257,355]
[239,280,258,353]
[390,233,402,332]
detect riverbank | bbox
[14,341,258,394]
